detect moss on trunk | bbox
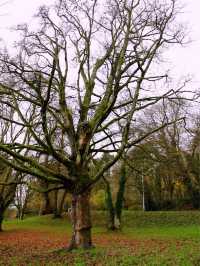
[68,190,92,250]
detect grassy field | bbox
[0,211,200,265]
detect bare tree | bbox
[127,99,193,210]
[0,103,25,231]
[15,174,34,220]
[0,164,18,231]
[0,0,186,249]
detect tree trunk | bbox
[19,206,25,220]
[53,190,59,218]
[40,192,53,215]
[105,180,116,230]
[104,163,127,231]
[54,190,67,218]
[115,163,126,229]
[68,190,92,250]
[0,212,3,232]
[17,205,25,220]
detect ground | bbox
[0,211,200,265]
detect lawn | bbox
[0,211,200,265]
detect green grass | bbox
[5,214,72,233]
[2,211,200,265]
[5,211,200,240]
[93,210,200,227]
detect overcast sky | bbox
[0,0,199,85]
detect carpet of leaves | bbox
[0,228,200,265]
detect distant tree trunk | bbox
[68,190,92,250]
[18,203,26,220]
[104,177,115,230]
[19,212,24,220]
[0,208,4,232]
[53,190,67,218]
[104,163,127,230]
[40,192,53,215]
[17,195,29,220]
[0,216,3,232]
[17,206,23,220]
[39,178,53,215]
[53,190,59,218]
[115,163,126,229]
[54,190,67,218]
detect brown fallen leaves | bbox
[0,229,195,265]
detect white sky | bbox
[0,0,199,85]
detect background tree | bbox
[104,159,128,230]
[38,156,68,217]
[0,0,186,249]
[0,102,25,230]
[125,99,199,211]
[15,175,35,220]
[0,163,18,231]
[178,115,200,208]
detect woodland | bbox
[0,0,200,265]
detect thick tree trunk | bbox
[68,190,92,250]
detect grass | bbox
[5,214,72,232]
[1,211,200,265]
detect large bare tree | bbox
[0,0,186,249]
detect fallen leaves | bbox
[0,228,199,265]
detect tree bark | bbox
[115,163,126,229]
[68,190,92,250]
[0,212,3,232]
[40,192,53,215]
[54,190,67,218]
[105,181,116,230]
[53,190,59,218]
[104,163,127,231]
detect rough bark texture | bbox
[68,190,92,250]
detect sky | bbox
[0,0,199,85]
